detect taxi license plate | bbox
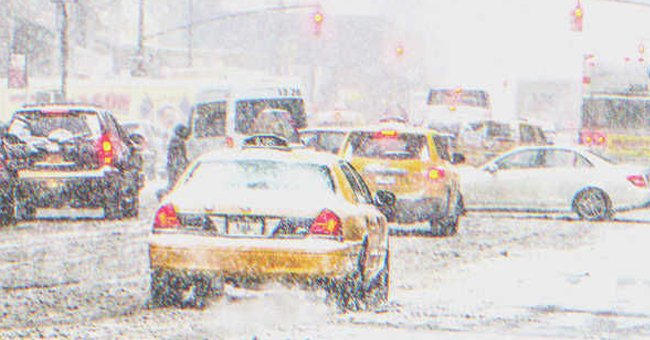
[228,216,264,236]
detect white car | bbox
[458,146,650,220]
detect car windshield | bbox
[235,98,306,135]
[8,110,102,140]
[248,110,300,143]
[304,131,347,153]
[181,160,336,194]
[347,131,426,160]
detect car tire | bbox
[119,184,139,219]
[150,269,221,309]
[326,236,368,312]
[573,187,612,221]
[363,246,390,308]
[431,193,462,237]
[103,191,122,220]
[0,190,15,227]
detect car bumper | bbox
[16,168,119,207]
[389,196,446,224]
[149,234,363,281]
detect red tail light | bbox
[310,209,342,237]
[593,132,606,145]
[154,204,181,229]
[373,130,398,139]
[427,167,446,181]
[580,130,606,145]
[225,136,234,148]
[96,134,113,166]
[627,175,647,188]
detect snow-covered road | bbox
[1,204,650,338]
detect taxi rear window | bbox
[347,131,426,160]
[181,160,336,194]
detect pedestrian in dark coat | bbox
[167,124,190,189]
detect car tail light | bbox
[627,175,647,188]
[593,132,606,145]
[373,130,398,139]
[154,204,180,229]
[225,136,234,148]
[96,134,113,166]
[310,209,342,237]
[580,130,606,146]
[427,167,446,181]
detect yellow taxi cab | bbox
[149,135,394,310]
[340,122,465,236]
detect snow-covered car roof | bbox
[16,104,103,113]
[486,145,615,166]
[196,147,343,167]
[300,126,354,133]
[344,122,440,135]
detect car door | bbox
[536,149,594,209]
[464,149,543,209]
[339,161,387,280]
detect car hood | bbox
[166,188,342,217]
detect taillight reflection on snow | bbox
[310,209,342,237]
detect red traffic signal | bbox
[395,44,405,57]
[312,11,324,36]
[570,1,583,32]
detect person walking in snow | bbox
[166,124,190,189]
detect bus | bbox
[185,82,308,161]
[579,90,650,162]
[410,87,492,130]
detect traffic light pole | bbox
[51,0,71,101]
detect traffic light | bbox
[395,44,405,58]
[570,0,583,32]
[312,11,324,36]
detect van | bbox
[183,84,307,161]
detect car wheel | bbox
[15,200,35,222]
[0,186,15,226]
[573,188,611,221]
[430,193,462,237]
[150,269,222,309]
[119,184,139,219]
[363,246,390,307]
[103,192,122,220]
[326,236,368,312]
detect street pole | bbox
[134,0,146,76]
[60,1,68,101]
[51,0,70,101]
[187,0,193,68]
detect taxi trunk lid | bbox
[352,158,427,194]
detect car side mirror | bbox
[451,152,465,165]
[374,190,396,207]
[484,163,498,174]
